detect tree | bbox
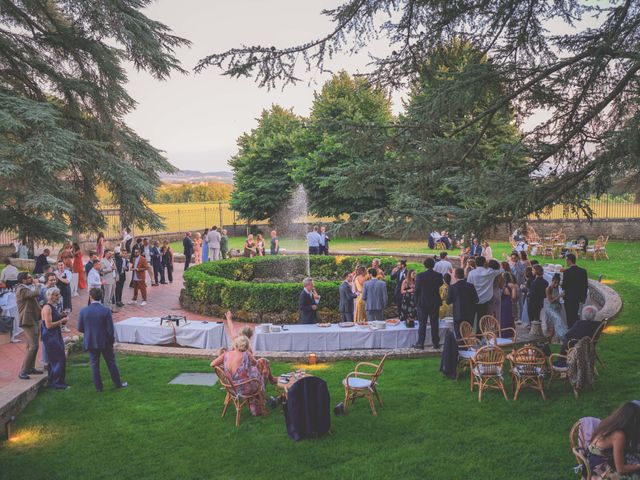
[293,71,394,217]
[0,0,189,246]
[229,105,301,221]
[197,0,640,231]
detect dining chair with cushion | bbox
[458,321,494,388]
[508,344,547,400]
[470,345,508,402]
[479,315,517,345]
[342,353,388,416]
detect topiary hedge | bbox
[181,255,399,323]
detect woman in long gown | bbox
[520,267,533,326]
[202,228,209,262]
[72,243,86,290]
[96,232,105,259]
[488,260,503,322]
[41,288,69,389]
[353,266,367,323]
[211,335,266,416]
[499,272,517,338]
[544,273,568,341]
[193,232,202,264]
[399,269,417,325]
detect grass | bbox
[169,236,518,256]
[2,241,639,479]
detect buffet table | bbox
[0,291,21,342]
[115,317,228,350]
[253,319,454,352]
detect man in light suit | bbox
[78,288,128,392]
[413,257,444,349]
[339,272,357,322]
[206,226,222,261]
[361,268,388,321]
[299,277,319,324]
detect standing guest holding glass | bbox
[16,272,45,380]
[561,253,588,329]
[202,228,209,263]
[78,288,128,392]
[40,287,70,390]
[299,277,319,324]
[270,230,280,255]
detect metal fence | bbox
[529,195,640,220]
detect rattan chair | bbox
[508,344,547,400]
[479,315,517,346]
[470,345,508,402]
[568,318,609,373]
[214,366,266,427]
[458,321,495,388]
[570,417,603,480]
[342,353,388,416]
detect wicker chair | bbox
[568,319,609,373]
[570,417,603,480]
[214,366,266,427]
[342,353,387,416]
[457,322,495,388]
[596,235,609,260]
[479,315,517,346]
[508,344,547,400]
[470,345,509,401]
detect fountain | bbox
[272,184,311,276]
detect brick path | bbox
[0,261,221,389]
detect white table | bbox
[0,292,22,342]
[253,319,454,352]
[115,317,228,350]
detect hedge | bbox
[182,255,399,322]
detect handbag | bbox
[0,315,13,333]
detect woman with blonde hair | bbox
[353,266,367,323]
[193,232,202,264]
[244,234,256,257]
[256,234,265,256]
[210,333,266,416]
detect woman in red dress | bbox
[73,243,86,290]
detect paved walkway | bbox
[0,262,217,389]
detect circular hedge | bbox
[181,255,398,323]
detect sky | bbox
[123,1,603,174]
[124,0,396,173]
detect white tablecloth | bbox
[115,317,228,350]
[0,292,22,342]
[253,319,454,352]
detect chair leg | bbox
[373,387,383,407]
[221,394,230,418]
[513,380,520,400]
[539,380,546,401]
[367,393,377,416]
[343,387,351,414]
[596,351,605,369]
[235,401,242,427]
[499,380,509,401]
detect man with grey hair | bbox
[555,305,601,365]
[299,277,319,324]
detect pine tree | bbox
[0,0,189,246]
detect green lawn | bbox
[170,236,517,256]
[2,241,638,479]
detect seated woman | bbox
[211,335,267,416]
[221,311,276,384]
[41,287,70,390]
[588,402,640,479]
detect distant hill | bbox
[161,170,234,184]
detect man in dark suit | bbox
[183,231,194,271]
[77,288,128,392]
[299,277,319,324]
[413,257,444,349]
[338,272,357,323]
[446,268,479,338]
[469,238,483,257]
[561,253,588,329]
[528,265,548,324]
[391,260,407,318]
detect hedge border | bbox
[181,255,399,323]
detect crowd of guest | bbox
[183,226,229,268]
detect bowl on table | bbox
[256,323,272,334]
[270,325,282,333]
[369,321,387,330]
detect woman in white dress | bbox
[544,273,568,341]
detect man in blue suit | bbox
[78,288,128,392]
[299,278,319,324]
[413,257,444,349]
[362,269,388,321]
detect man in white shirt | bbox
[307,226,321,254]
[206,226,221,260]
[434,252,452,275]
[1,257,19,287]
[428,231,441,249]
[87,260,103,290]
[466,256,503,325]
[100,249,116,309]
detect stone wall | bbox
[490,219,640,241]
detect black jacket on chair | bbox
[284,376,331,441]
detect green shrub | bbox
[182,255,399,323]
